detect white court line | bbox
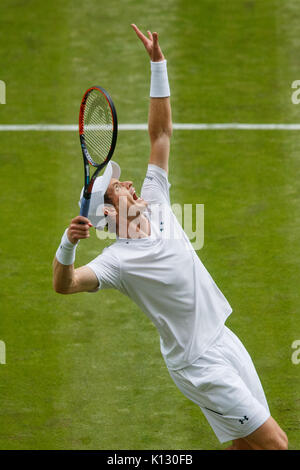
[1,123,300,131]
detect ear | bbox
[103,205,117,218]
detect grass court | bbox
[0,0,299,450]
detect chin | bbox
[128,197,148,215]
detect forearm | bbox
[53,257,76,294]
[148,61,172,172]
[53,228,78,294]
[52,217,92,294]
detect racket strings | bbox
[84,90,113,165]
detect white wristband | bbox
[150,60,170,98]
[55,229,78,265]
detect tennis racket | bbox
[79,86,118,218]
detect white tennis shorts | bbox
[168,326,270,444]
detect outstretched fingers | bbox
[131,24,148,44]
[131,24,164,62]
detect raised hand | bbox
[131,24,165,62]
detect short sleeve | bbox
[141,164,171,206]
[86,248,121,291]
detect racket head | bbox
[79,86,118,168]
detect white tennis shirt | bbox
[87,164,232,370]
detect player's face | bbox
[106,178,147,213]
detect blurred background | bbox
[0,0,299,450]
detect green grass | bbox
[0,0,300,450]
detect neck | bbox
[117,213,151,239]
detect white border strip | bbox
[1,123,300,131]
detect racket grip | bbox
[80,196,91,218]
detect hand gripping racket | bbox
[79,86,118,218]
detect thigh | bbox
[225,438,254,450]
[173,327,269,416]
[169,361,270,444]
[168,328,271,444]
[222,327,270,412]
[243,416,288,450]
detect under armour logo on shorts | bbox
[239,416,249,424]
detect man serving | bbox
[53,24,288,450]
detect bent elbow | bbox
[166,123,173,138]
[55,289,70,295]
[53,282,71,295]
[149,127,172,144]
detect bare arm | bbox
[53,261,98,294]
[53,216,99,294]
[131,24,172,173]
[148,97,172,173]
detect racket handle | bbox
[80,196,91,218]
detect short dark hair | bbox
[104,190,113,206]
[103,190,114,231]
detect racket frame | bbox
[79,86,118,216]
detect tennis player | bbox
[53,25,288,450]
